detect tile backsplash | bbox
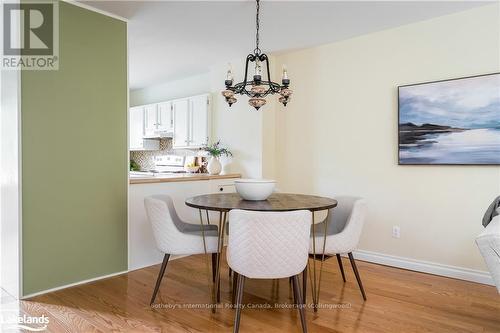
[130,138,173,170]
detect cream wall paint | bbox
[208,61,263,178]
[272,4,500,271]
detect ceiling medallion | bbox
[222,0,292,110]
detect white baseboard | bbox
[22,270,128,299]
[352,249,494,286]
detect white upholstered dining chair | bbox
[476,214,500,293]
[144,195,219,305]
[310,196,368,300]
[227,209,310,333]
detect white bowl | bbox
[235,179,276,201]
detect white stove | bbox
[130,155,193,177]
[154,155,187,173]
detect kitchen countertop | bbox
[129,173,241,184]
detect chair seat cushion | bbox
[181,223,218,237]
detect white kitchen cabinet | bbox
[172,99,190,148]
[210,178,237,194]
[131,93,209,148]
[172,94,210,149]
[129,106,160,151]
[129,106,144,150]
[189,94,209,147]
[143,104,158,137]
[157,101,173,132]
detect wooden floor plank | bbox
[8,252,499,333]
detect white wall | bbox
[130,72,211,106]
[271,4,500,271]
[0,69,22,298]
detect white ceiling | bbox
[82,1,492,90]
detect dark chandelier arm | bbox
[260,54,271,85]
[242,54,254,89]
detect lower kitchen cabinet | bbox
[128,177,237,270]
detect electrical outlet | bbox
[392,226,401,239]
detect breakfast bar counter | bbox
[129,173,241,184]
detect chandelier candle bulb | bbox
[221,0,292,110]
[282,65,290,86]
[225,63,233,86]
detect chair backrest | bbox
[144,195,185,254]
[331,196,367,253]
[324,196,362,234]
[227,209,311,279]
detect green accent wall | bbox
[21,2,128,295]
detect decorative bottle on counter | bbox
[207,157,222,175]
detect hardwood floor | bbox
[7,253,500,332]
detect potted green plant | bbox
[203,140,233,175]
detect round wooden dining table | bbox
[185,192,337,312]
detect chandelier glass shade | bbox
[222,0,292,110]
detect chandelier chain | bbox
[254,0,261,55]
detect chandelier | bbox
[221,0,292,110]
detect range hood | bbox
[143,130,173,139]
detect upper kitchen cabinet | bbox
[172,94,210,149]
[142,102,174,138]
[172,98,190,148]
[130,106,145,150]
[157,101,173,133]
[129,106,159,151]
[130,93,210,150]
[143,104,158,137]
[189,94,210,147]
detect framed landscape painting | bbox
[398,73,500,165]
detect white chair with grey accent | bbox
[309,196,368,300]
[144,195,219,305]
[476,213,500,293]
[227,209,310,333]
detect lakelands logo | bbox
[0,310,50,331]
[1,0,59,70]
